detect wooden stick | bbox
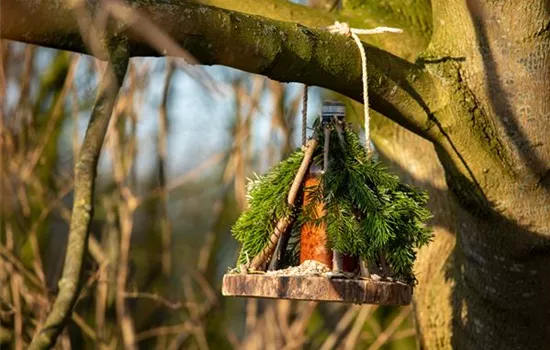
[323,127,330,172]
[333,118,346,148]
[250,134,319,271]
[248,216,292,270]
[333,251,345,272]
[287,137,318,205]
[267,221,293,271]
[379,251,393,277]
[360,259,371,278]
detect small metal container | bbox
[321,100,346,125]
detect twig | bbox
[6,227,24,350]
[343,305,375,350]
[0,246,46,293]
[115,128,138,350]
[267,79,285,167]
[0,41,6,102]
[88,236,108,265]
[196,198,224,273]
[275,301,292,345]
[123,292,182,310]
[138,151,227,205]
[389,328,416,341]
[181,266,218,308]
[71,313,97,341]
[95,260,109,347]
[225,328,240,349]
[288,302,317,341]
[378,251,393,277]
[267,224,293,271]
[302,85,308,147]
[102,55,140,350]
[287,137,319,205]
[245,299,258,335]
[28,43,129,350]
[367,307,412,350]
[22,56,80,182]
[158,59,175,276]
[95,197,120,349]
[105,0,221,95]
[360,259,371,278]
[320,305,361,350]
[136,324,191,342]
[167,276,211,350]
[265,304,280,348]
[323,126,330,172]
[248,215,293,270]
[14,45,35,124]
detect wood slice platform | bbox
[222,274,412,305]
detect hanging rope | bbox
[302,84,308,147]
[326,21,402,153]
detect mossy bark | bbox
[372,1,550,348]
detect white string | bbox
[326,21,402,153]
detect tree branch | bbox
[28,44,129,350]
[197,0,432,60]
[2,0,444,139]
[195,0,335,28]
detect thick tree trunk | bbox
[371,117,458,349]
[377,1,550,348]
[424,1,550,348]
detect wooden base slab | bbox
[222,274,412,305]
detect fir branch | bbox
[233,149,305,268]
[321,124,433,282]
[232,121,433,283]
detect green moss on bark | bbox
[419,56,514,175]
[342,0,432,59]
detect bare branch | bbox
[158,60,175,276]
[367,307,412,350]
[27,44,129,350]
[123,292,182,310]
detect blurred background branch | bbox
[28,38,130,349]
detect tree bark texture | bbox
[3,0,550,349]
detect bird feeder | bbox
[222,101,432,305]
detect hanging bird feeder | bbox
[222,100,432,305]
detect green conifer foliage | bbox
[231,124,432,283]
[232,150,304,265]
[320,128,433,282]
